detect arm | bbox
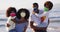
[11,19,16,23]
[30,21,47,30]
[23,21,28,32]
[6,23,10,27]
[11,16,17,23]
[23,24,28,32]
[30,21,39,30]
[35,12,47,18]
[6,17,11,27]
[11,17,27,24]
[41,16,46,22]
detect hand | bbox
[7,23,10,27]
[41,16,46,22]
[32,11,35,14]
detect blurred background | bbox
[0,0,60,32]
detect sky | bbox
[0,0,60,10]
[0,0,60,19]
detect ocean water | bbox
[0,20,60,32]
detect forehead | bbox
[21,11,25,13]
[10,11,15,12]
[33,4,37,6]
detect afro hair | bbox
[17,8,30,19]
[6,7,17,17]
[44,1,53,10]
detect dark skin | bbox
[41,16,46,22]
[6,23,10,27]
[11,17,28,24]
[30,21,47,30]
[23,23,28,32]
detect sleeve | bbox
[11,16,16,19]
[31,14,41,24]
[6,17,11,24]
[31,15,37,21]
[5,17,11,27]
[39,10,44,14]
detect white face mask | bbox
[20,12,26,17]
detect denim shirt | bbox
[15,17,28,32]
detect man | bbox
[30,3,44,32]
[30,1,53,32]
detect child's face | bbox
[45,4,50,11]
[10,11,16,17]
[44,7,49,12]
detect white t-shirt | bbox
[31,10,51,27]
[6,16,16,31]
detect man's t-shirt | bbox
[31,10,51,27]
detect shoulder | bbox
[39,9,44,12]
[15,17,19,21]
[31,14,36,18]
[8,16,12,19]
[39,9,44,14]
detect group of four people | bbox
[6,1,53,32]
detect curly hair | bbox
[6,7,17,17]
[17,8,30,19]
[44,1,53,10]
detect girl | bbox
[6,7,17,32]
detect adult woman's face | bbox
[20,12,26,18]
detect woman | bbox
[15,8,30,32]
